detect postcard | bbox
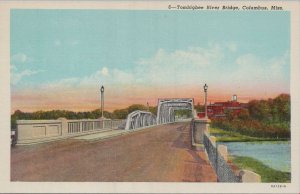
[0,0,299,193]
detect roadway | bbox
[11,122,217,182]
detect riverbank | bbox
[231,156,290,182]
[210,127,289,142]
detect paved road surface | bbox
[11,122,217,182]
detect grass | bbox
[210,127,288,142]
[231,155,291,183]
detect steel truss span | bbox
[125,110,157,130]
[157,98,194,124]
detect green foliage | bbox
[112,104,157,119]
[248,100,271,121]
[238,109,250,120]
[127,104,148,113]
[248,94,290,123]
[224,109,236,121]
[210,127,287,142]
[231,156,290,182]
[194,103,204,112]
[112,109,129,119]
[211,94,290,139]
[174,109,192,118]
[149,106,157,116]
[11,104,158,129]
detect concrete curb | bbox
[83,124,162,142]
[85,121,193,142]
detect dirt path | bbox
[11,122,217,182]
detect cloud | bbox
[11,63,44,85]
[134,45,225,85]
[11,45,290,112]
[29,45,289,97]
[43,77,79,89]
[227,51,289,89]
[226,42,237,52]
[37,44,233,89]
[11,53,28,63]
[137,45,223,68]
[10,65,17,71]
[110,68,134,84]
[41,66,133,90]
[100,67,109,76]
[11,68,40,85]
[79,67,134,87]
[269,51,289,76]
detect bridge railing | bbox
[16,118,126,145]
[203,132,241,182]
[191,118,261,182]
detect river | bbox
[218,141,291,172]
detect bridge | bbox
[157,98,195,124]
[12,98,261,182]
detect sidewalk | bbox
[73,129,125,141]
[72,125,156,142]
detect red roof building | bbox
[197,95,247,119]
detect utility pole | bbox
[100,85,104,118]
[204,84,208,118]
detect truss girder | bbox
[125,110,157,130]
[157,98,194,124]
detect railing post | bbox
[58,118,68,135]
[209,136,216,146]
[239,170,261,182]
[99,118,104,129]
[217,145,228,162]
[80,120,82,133]
[193,118,211,144]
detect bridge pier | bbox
[192,118,210,144]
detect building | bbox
[197,95,248,119]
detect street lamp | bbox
[100,85,104,118]
[203,84,208,118]
[147,102,149,111]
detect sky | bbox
[11,10,290,112]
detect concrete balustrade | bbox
[17,120,63,143]
[191,118,261,182]
[217,145,228,162]
[209,136,217,146]
[239,170,261,182]
[16,118,126,145]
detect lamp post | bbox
[147,102,149,111]
[100,85,104,119]
[203,84,208,118]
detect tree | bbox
[238,109,250,120]
[224,109,235,121]
[113,109,129,119]
[194,103,204,112]
[273,94,290,122]
[248,100,271,121]
[127,104,147,113]
[149,106,157,115]
[175,109,192,118]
